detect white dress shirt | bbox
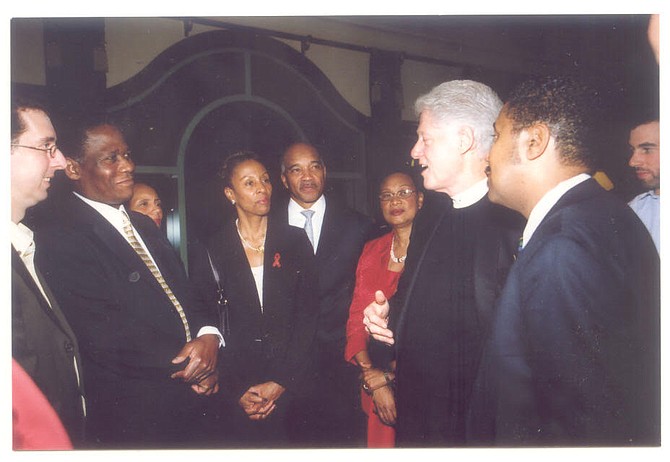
[10,221,51,306]
[288,194,326,253]
[250,265,264,313]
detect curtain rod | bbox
[174,17,464,68]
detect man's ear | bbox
[64,158,81,180]
[280,172,289,190]
[458,125,475,155]
[524,122,550,161]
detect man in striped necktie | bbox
[35,120,223,448]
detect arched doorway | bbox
[104,30,369,267]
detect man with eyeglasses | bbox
[363,81,523,446]
[11,98,86,447]
[33,119,223,448]
[276,142,373,447]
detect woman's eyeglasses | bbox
[379,188,416,202]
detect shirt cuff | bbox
[197,326,225,347]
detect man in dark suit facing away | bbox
[469,76,660,446]
[276,142,373,447]
[35,120,222,448]
[11,98,86,447]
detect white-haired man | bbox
[365,80,523,446]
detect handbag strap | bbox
[206,250,220,287]
[206,249,230,336]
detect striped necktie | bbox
[122,212,191,342]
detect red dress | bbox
[345,232,401,448]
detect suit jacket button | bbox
[64,341,75,354]
[128,271,140,282]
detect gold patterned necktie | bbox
[121,212,191,342]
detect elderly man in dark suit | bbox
[276,142,373,447]
[467,76,660,446]
[35,121,222,448]
[364,80,522,447]
[11,99,86,447]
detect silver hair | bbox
[414,80,503,158]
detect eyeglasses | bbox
[11,143,60,159]
[379,188,416,202]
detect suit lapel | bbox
[69,195,170,299]
[35,266,81,345]
[131,214,185,295]
[394,201,450,346]
[210,222,263,316]
[12,248,77,343]
[315,199,339,261]
[526,178,598,253]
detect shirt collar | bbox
[451,178,489,209]
[10,221,35,257]
[522,173,590,249]
[288,194,326,216]
[73,191,130,229]
[639,190,660,200]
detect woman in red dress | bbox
[344,171,423,448]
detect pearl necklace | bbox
[236,219,265,253]
[390,234,406,263]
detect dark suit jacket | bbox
[274,195,373,356]
[189,214,318,400]
[393,192,522,347]
[271,195,373,444]
[34,193,217,447]
[12,247,86,445]
[467,179,661,446]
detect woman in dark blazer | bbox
[190,151,318,447]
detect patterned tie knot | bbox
[301,209,315,220]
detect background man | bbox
[627,115,660,253]
[11,99,86,447]
[469,76,660,446]
[277,142,373,447]
[365,80,522,446]
[35,120,222,448]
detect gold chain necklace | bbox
[236,219,265,253]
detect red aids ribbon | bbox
[272,253,281,268]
